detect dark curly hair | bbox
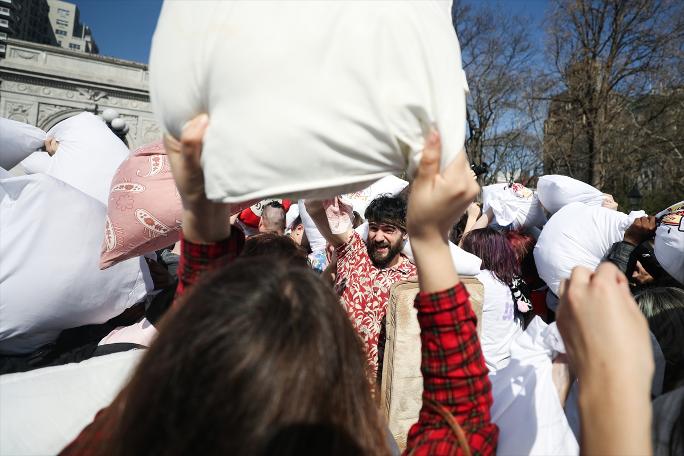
[364,195,407,231]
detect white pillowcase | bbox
[340,175,409,218]
[150,0,468,203]
[655,200,684,285]
[537,175,605,215]
[534,202,645,295]
[0,350,143,456]
[0,173,151,354]
[0,118,47,170]
[481,183,547,229]
[41,112,129,204]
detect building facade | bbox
[46,0,97,54]
[0,38,161,150]
[1,0,58,57]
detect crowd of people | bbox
[1,2,683,454]
[0,112,681,455]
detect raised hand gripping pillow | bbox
[0,173,151,355]
[100,140,183,269]
[536,175,605,215]
[150,0,468,203]
[481,183,547,229]
[533,202,645,296]
[37,112,129,204]
[0,117,47,170]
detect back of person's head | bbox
[259,202,287,235]
[635,287,684,393]
[243,233,309,268]
[109,257,389,455]
[364,195,407,230]
[505,230,540,286]
[461,227,520,285]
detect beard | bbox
[367,237,404,268]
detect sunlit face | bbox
[367,222,406,268]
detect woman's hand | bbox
[164,114,231,243]
[407,131,479,293]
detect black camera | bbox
[470,162,489,177]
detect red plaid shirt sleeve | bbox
[404,283,499,456]
[174,226,245,301]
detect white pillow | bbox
[0,173,151,354]
[403,238,483,276]
[42,112,130,204]
[533,203,645,295]
[150,0,468,203]
[0,117,47,170]
[655,200,684,285]
[481,183,547,229]
[20,151,53,175]
[298,200,328,253]
[537,175,605,215]
[0,350,143,456]
[341,175,409,218]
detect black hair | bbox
[364,195,407,230]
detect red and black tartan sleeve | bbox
[175,226,245,300]
[404,283,499,456]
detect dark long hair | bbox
[107,257,389,455]
[461,227,520,285]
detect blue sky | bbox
[74,0,549,64]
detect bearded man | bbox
[306,195,416,383]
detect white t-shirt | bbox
[477,270,523,373]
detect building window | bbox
[57,40,62,45]
[56,19,69,27]
[0,18,8,28]
[69,43,80,50]
[55,29,67,35]
[58,8,70,16]
[0,31,6,40]
[0,6,9,16]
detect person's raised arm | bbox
[164,114,231,244]
[165,115,243,301]
[556,263,653,455]
[407,133,479,291]
[303,198,354,248]
[405,132,498,455]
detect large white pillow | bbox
[41,112,129,204]
[0,173,151,354]
[537,175,605,215]
[481,183,547,229]
[533,203,645,295]
[0,350,143,456]
[0,117,47,170]
[340,175,409,218]
[655,200,684,284]
[150,0,468,203]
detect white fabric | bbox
[490,317,579,455]
[298,200,327,253]
[41,112,129,204]
[403,239,483,276]
[340,175,409,217]
[150,0,467,203]
[534,203,645,295]
[654,200,684,284]
[0,173,151,354]
[0,350,143,456]
[477,270,523,372]
[285,204,300,230]
[20,151,53,174]
[0,118,47,170]
[537,175,605,215]
[481,183,546,229]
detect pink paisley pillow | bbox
[100,141,182,269]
